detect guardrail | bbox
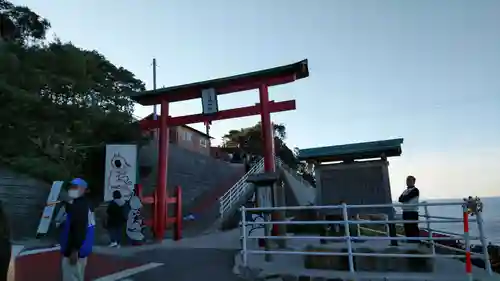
[356,202,490,269]
[219,157,315,220]
[240,200,493,280]
[219,157,264,219]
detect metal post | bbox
[384,214,390,237]
[174,186,182,241]
[356,214,361,237]
[476,211,492,275]
[152,59,158,119]
[219,199,224,220]
[152,58,159,140]
[155,99,169,240]
[423,203,435,255]
[274,180,287,248]
[241,206,248,267]
[462,205,473,281]
[342,203,355,275]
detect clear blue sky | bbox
[16,0,500,199]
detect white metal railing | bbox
[219,156,310,220]
[356,201,491,269]
[240,200,493,280]
[219,157,265,219]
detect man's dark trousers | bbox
[402,211,420,242]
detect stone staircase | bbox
[138,141,245,237]
[218,157,317,230]
[277,159,316,206]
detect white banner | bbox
[36,181,64,236]
[104,144,137,202]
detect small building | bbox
[140,114,212,156]
[298,138,404,217]
[210,146,231,161]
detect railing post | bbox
[462,204,473,281]
[240,206,248,267]
[219,198,224,219]
[174,185,182,241]
[342,203,355,275]
[356,214,361,237]
[384,214,390,237]
[476,210,492,275]
[423,202,435,255]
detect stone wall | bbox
[139,141,244,215]
[0,141,244,241]
[0,167,51,241]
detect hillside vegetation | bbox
[0,0,144,198]
[0,0,314,198]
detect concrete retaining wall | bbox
[0,142,244,241]
[0,167,50,241]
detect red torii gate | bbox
[131,59,309,240]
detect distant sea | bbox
[394,196,500,245]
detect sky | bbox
[14,0,500,199]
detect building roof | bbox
[128,59,309,105]
[298,138,404,162]
[139,113,213,139]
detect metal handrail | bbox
[240,200,493,279]
[219,156,312,219]
[219,158,265,218]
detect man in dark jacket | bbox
[398,175,420,242]
[60,178,94,281]
[0,200,11,281]
[106,190,127,248]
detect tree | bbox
[0,0,146,200]
[0,0,50,44]
[221,122,316,186]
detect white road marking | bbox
[93,262,163,281]
[11,246,25,257]
[18,246,60,256]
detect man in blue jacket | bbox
[60,178,95,281]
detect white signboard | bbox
[201,88,219,114]
[104,144,138,202]
[36,181,64,236]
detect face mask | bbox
[68,189,80,199]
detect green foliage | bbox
[0,0,146,199]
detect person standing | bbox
[60,178,95,281]
[398,175,420,242]
[106,190,127,248]
[0,200,11,281]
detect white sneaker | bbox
[108,242,117,247]
[115,244,121,249]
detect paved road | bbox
[14,249,143,281]
[14,247,242,281]
[130,248,242,281]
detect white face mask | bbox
[68,189,80,199]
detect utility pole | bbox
[152,58,158,120]
[152,58,159,140]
